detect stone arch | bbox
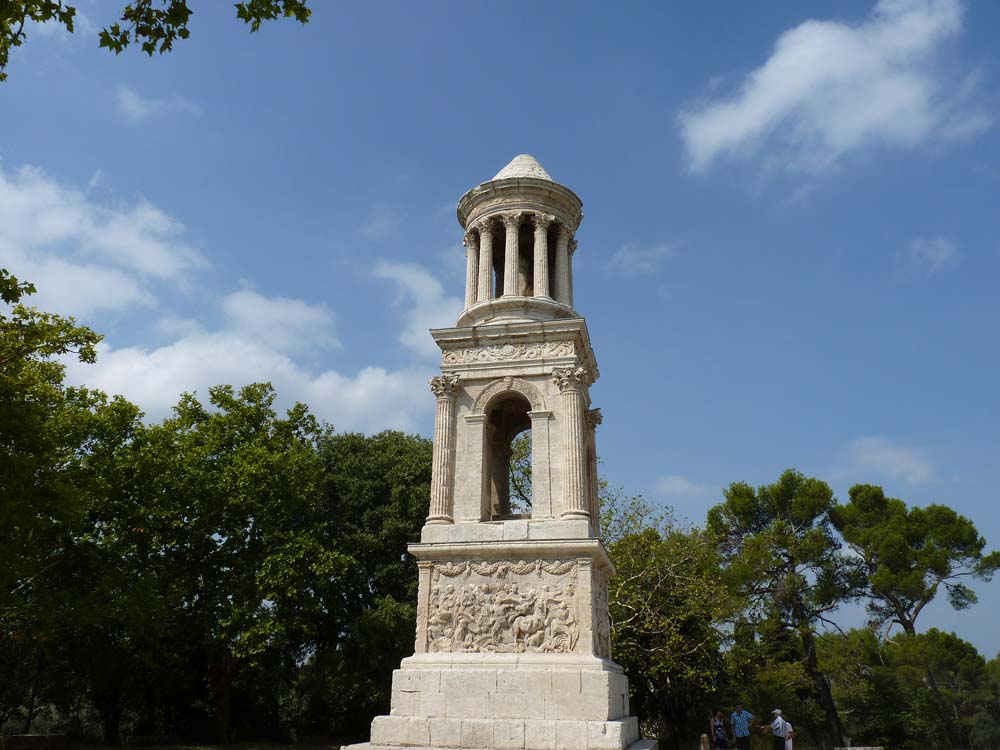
[472,376,545,415]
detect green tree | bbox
[0,269,145,735]
[603,493,731,749]
[831,484,1000,637]
[311,430,432,736]
[118,384,350,742]
[1,0,311,81]
[707,469,864,748]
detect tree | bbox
[0,269,145,735]
[1,0,311,81]
[603,492,731,749]
[831,484,1000,637]
[312,430,432,737]
[707,469,864,748]
[116,383,350,742]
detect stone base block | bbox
[345,721,655,750]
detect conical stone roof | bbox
[492,154,552,182]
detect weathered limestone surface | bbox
[344,155,654,750]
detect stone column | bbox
[533,213,553,299]
[568,238,578,308]
[427,374,460,524]
[477,218,495,302]
[554,223,571,305]
[463,230,479,309]
[553,366,591,520]
[502,212,522,296]
[585,408,602,534]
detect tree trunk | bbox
[20,650,41,734]
[101,703,122,746]
[800,628,844,748]
[209,653,236,743]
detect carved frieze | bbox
[442,340,575,365]
[592,567,611,659]
[426,559,580,654]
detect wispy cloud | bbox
[897,236,958,278]
[115,86,202,124]
[373,260,463,358]
[0,163,204,316]
[678,0,991,174]
[608,243,677,274]
[839,436,933,485]
[655,475,718,500]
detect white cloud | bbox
[373,260,463,358]
[842,436,933,484]
[115,86,203,124]
[608,244,677,274]
[678,0,991,173]
[0,164,203,316]
[898,236,958,277]
[220,289,338,353]
[65,331,432,433]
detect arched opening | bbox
[484,393,532,519]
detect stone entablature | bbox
[433,318,599,381]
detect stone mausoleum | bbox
[346,155,654,750]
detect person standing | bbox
[710,710,729,750]
[766,709,790,750]
[730,703,754,750]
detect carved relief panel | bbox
[592,567,611,659]
[425,559,580,654]
[442,340,575,366]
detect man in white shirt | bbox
[768,709,790,750]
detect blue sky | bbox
[2,0,998,654]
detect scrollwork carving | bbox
[442,341,575,365]
[426,559,580,654]
[585,408,603,429]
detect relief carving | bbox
[442,340,575,365]
[593,568,611,659]
[426,559,579,654]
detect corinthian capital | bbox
[585,408,603,429]
[568,239,578,255]
[429,373,461,398]
[463,231,479,250]
[533,213,555,231]
[475,217,496,236]
[552,366,590,393]
[501,211,523,230]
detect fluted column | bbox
[553,366,591,520]
[554,223,571,305]
[533,213,553,298]
[427,374,460,524]
[477,219,495,302]
[567,238,578,308]
[501,212,522,296]
[585,408,602,534]
[463,231,479,309]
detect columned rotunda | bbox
[347,155,653,750]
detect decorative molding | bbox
[442,340,575,365]
[552,366,591,393]
[471,376,545,414]
[426,559,580,654]
[533,213,555,231]
[502,211,523,230]
[429,373,461,398]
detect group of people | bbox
[707,705,794,750]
